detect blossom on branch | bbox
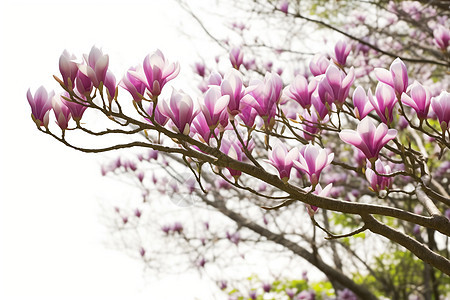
[200,86,230,130]
[58,50,78,88]
[352,86,374,120]
[120,66,147,102]
[339,117,397,163]
[130,50,180,98]
[27,86,54,127]
[401,81,431,121]
[52,95,71,130]
[334,40,352,66]
[365,159,393,193]
[158,89,198,135]
[78,46,109,88]
[374,58,408,97]
[368,82,398,125]
[267,142,299,183]
[294,144,334,187]
[431,91,450,132]
[317,64,355,108]
[283,75,317,110]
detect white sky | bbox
[0,0,224,299]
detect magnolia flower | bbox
[368,83,398,124]
[159,89,198,135]
[278,0,288,14]
[305,183,333,216]
[220,139,243,178]
[334,40,352,66]
[192,113,215,144]
[200,86,230,129]
[78,46,109,88]
[246,72,283,126]
[59,50,78,88]
[401,81,431,121]
[318,64,355,107]
[311,93,330,120]
[229,46,244,70]
[294,144,334,186]
[267,143,299,183]
[237,105,258,128]
[145,102,168,126]
[365,159,392,193]
[120,66,146,102]
[193,62,206,77]
[74,70,93,96]
[309,54,330,76]
[207,71,223,86]
[52,94,71,130]
[220,69,248,117]
[433,25,450,50]
[339,117,397,163]
[130,50,180,98]
[27,86,54,127]
[374,58,408,97]
[104,71,116,102]
[431,91,450,131]
[283,75,317,109]
[61,91,88,122]
[299,106,322,141]
[352,86,374,120]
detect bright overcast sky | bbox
[0,0,224,299]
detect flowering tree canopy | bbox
[28,0,450,299]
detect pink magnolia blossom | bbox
[192,113,217,144]
[309,54,330,76]
[339,117,397,163]
[311,94,330,120]
[61,91,88,122]
[318,64,355,107]
[200,86,230,129]
[131,50,180,98]
[431,91,450,131]
[267,143,299,183]
[59,50,78,88]
[220,139,243,178]
[52,95,71,130]
[159,89,198,135]
[374,58,408,97]
[104,71,116,102]
[207,71,223,86]
[294,144,334,186]
[368,83,398,124]
[334,40,352,66]
[27,86,54,127]
[145,102,169,126]
[229,46,244,70]
[278,0,289,14]
[433,25,450,50]
[120,66,146,102]
[401,81,431,121]
[365,160,392,192]
[78,46,109,88]
[220,69,249,117]
[352,86,374,120]
[237,105,258,128]
[283,75,317,109]
[74,70,93,96]
[193,62,206,77]
[245,72,283,127]
[299,107,322,141]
